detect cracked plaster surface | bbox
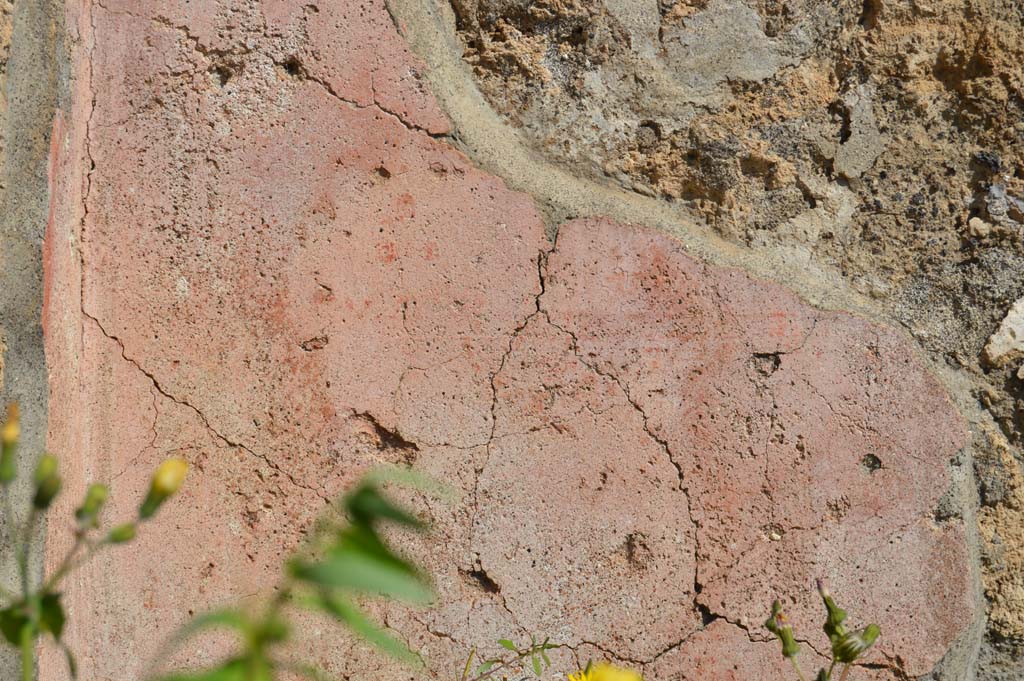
[41,0,972,679]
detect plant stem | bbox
[2,484,18,588]
[461,648,476,681]
[838,664,852,681]
[19,620,33,681]
[468,648,541,681]
[0,582,16,602]
[43,532,96,592]
[1,484,14,547]
[18,508,37,599]
[789,657,807,681]
[827,659,836,679]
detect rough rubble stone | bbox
[984,295,1024,368]
[41,1,973,679]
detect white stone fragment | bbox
[985,297,1024,367]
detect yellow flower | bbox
[570,663,642,681]
[152,457,189,496]
[139,457,189,519]
[2,403,19,445]
[0,403,20,484]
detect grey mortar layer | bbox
[0,0,65,676]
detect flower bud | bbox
[139,458,188,519]
[765,600,800,659]
[833,624,880,663]
[75,484,109,527]
[817,578,848,643]
[0,403,20,484]
[107,523,137,544]
[32,454,62,509]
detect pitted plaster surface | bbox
[17,0,993,679]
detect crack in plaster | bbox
[81,312,331,504]
[487,241,715,665]
[110,384,161,482]
[285,58,447,139]
[92,0,446,139]
[81,3,338,507]
[545,306,709,649]
[66,0,976,673]
[461,247,553,636]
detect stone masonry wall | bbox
[0,0,1019,679]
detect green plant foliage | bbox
[0,403,190,681]
[0,400,447,681]
[0,396,889,681]
[311,591,418,665]
[150,479,434,680]
[765,581,881,681]
[459,635,561,681]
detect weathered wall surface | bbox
[0,0,1015,679]
[1,0,63,677]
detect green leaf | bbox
[498,639,517,652]
[290,550,432,604]
[58,639,78,680]
[278,662,340,681]
[180,610,248,636]
[0,606,29,646]
[531,654,542,676]
[329,523,419,577]
[540,636,555,665]
[40,593,66,639]
[157,658,249,681]
[345,485,423,529]
[461,649,477,681]
[475,660,497,675]
[312,592,420,665]
[146,609,249,679]
[361,466,457,502]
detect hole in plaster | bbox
[299,335,329,351]
[624,532,653,569]
[764,524,785,541]
[750,352,782,376]
[283,55,304,78]
[356,413,420,461]
[463,567,501,594]
[860,453,882,473]
[859,0,881,30]
[696,602,719,627]
[210,64,234,87]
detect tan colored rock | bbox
[977,425,1024,643]
[984,296,1024,367]
[968,216,994,238]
